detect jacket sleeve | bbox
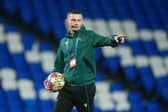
[52,44,65,74]
[91,31,118,48]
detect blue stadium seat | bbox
[145,101,161,112]
[57,0,72,19]
[0,108,8,112]
[138,67,155,93]
[0,89,6,107]
[96,71,105,82]
[113,0,132,20]
[31,0,51,34]
[140,0,162,29]
[0,43,7,53]
[32,72,46,91]
[128,91,142,104]
[157,77,168,102]
[18,0,34,25]
[5,90,23,112]
[4,24,17,32]
[103,56,121,73]
[72,0,90,18]
[153,0,168,31]
[131,103,145,112]
[23,99,38,112]
[0,44,12,68]
[21,33,35,51]
[39,100,54,112]
[11,53,28,72]
[128,0,149,29]
[25,107,39,112]
[45,0,66,41]
[88,0,104,19]
[31,71,45,81]
[28,63,43,73]
[94,106,102,112]
[99,0,119,19]
[128,40,145,55]
[160,50,168,57]
[123,65,137,82]
[143,41,159,56]
[2,0,18,16]
[8,101,23,112]
[53,27,66,41]
[109,82,124,91]
[96,48,103,62]
[17,71,31,79]
[10,108,23,112]
[39,42,52,51]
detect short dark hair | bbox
[68,9,81,14]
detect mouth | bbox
[72,26,78,28]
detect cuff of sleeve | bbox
[111,34,118,47]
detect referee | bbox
[44,9,125,112]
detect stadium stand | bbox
[0,0,168,112]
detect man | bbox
[44,9,126,112]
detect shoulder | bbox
[87,30,95,34]
[60,37,66,44]
[81,28,95,37]
[80,25,95,35]
[58,37,66,48]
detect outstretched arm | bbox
[92,31,126,47]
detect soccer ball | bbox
[45,72,65,92]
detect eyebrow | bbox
[71,18,82,20]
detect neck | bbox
[69,30,75,37]
[69,29,79,37]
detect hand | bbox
[43,79,52,91]
[114,34,126,43]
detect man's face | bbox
[66,13,83,32]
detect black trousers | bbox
[54,83,96,112]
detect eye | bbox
[71,19,76,21]
[78,19,81,22]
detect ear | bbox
[65,19,69,28]
[81,19,84,24]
